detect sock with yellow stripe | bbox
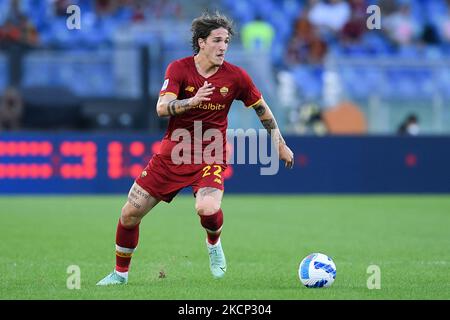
[115,218,139,277]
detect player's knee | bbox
[120,203,142,228]
[196,197,221,216]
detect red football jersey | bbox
[158,56,262,163]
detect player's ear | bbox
[198,38,205,50]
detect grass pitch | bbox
[0,195,449,300]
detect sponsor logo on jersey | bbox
[185,86,195,92]
[192,102,226,111]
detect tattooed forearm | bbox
[167,98,192,116]
[254,100,286,145]
[253,103,266,117]
[261,119,277,131]
[261,118,286,145]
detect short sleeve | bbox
[159,61,182,97]
[237,68,262,108]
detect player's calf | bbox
[196,187,223,244]
[197,208,227,278]
[198,209,223,245]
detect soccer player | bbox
[97,12,294,285]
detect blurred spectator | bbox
[140,0,183,20]
[0,0,39,86]
[95,0,119,16]
[438,0,450,43]
[286,5,327,65]
[308,0,351,34]
[240,15,275,52]
[131,0,147,23]
[397,113,420,136]
[377,0,398,16]
[0,87,24,131]
[383,1,419,45]
[54,0,72,16]
[341,0,367,43]
[0,0,39,48]
[421,23,440,46]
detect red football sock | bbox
[199,209,223,245]
[115,218,140,273]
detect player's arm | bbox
[252,97,295,169]
[156,81,215,117]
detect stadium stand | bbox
[0,0,449,133]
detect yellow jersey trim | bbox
[246,98,262,108]
[160,92,178,98]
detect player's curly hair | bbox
[191,12,235,54]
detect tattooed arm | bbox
[156,94,192,117]
[156,81,215,117]
[253,97,295,169]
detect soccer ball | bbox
[298,253,336,288]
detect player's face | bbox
[201,28,230,66]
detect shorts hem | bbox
[134,179,170,203]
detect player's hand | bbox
[279,143,294,169]
[189,81,215,107]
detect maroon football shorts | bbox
[135,154,226,202]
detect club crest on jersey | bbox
[141,170,147,178]
[220,86,229,97]
[185,86,195,92]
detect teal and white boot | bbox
[207,239,227,279]
[96,271,128,286]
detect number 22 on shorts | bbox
[202,165,223,184]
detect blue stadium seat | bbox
[255,0,275,21]
[423,0,448,22]
[409,0,426,27]
[23,50,115,97]
[231,1,254,25]
[292,66,323,100]
[271,38,286,68]
[281,0,302,22]
[339,67,366,98]
[341,43,370,57]
[221,0,236,9]
[48,18,82,48]
[268,9,292,43]
[361,32,394,56]
[397,45,421,59]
